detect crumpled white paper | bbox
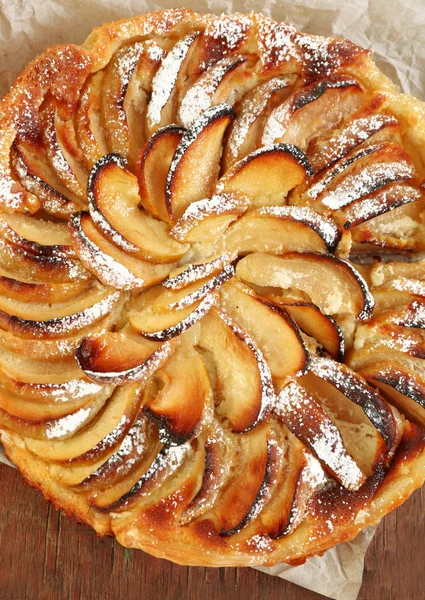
[0,1,423,598]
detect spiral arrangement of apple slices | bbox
[1,9,425,566]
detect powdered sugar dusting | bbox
[167,264,234,309]
[45,406,91,439]
[163,252,237,290]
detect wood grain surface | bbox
[0,463,424,600]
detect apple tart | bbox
[1,8,425,567]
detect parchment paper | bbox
[0,1,424,598]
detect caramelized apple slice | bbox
[275,381,365,490]
[146,33,200,133]
[268,295,345,360]
[100,42,146,160]
[199,308,275,432]
[23,384,141,461]
[0,213,74,258]
[136,125,185,222]
[209,424,270,536]
[216,144,313,206]
[144,346,212,445]
[224,76,295,169]
[358,361,425,426]
[308,357,401,455]
[0,274,90,304]
[69,212,172,290]
[369,258,425,293]
[76,330,175,385]
[169,193,250,244]
[165,104,235,221]
[219,281,309,382]
[222,206,340,255]
[87,155,188,262]
[179,55,255,127]
[308,96,400,172]
[262,75,364,149]
[129,293,217,341]
[236,252,374,319]
[0,374,107,405]
[75,72,109,168]
[164,253,237,290]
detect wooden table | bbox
[1,464,424,599]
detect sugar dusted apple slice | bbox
[308,357,402,456]
[267,295,345,360]
[129,293,217,342]
[136,125,185,222]
[224,75,296,169]
[275,381,365,490]
[87,154,188,262]
[0,213,75,258]
[69,212,172,290]
[219,281,309,382]
[358,361,425,426]
[163,252,237,290]
[236,252,374,319]
[262,75,365,149]
[216,144,314,206]
[221,206,340,255]
[165,104,235,221]
[76,330,175,385]
[169,193,250,244]
[0,274,90,305]
[199,308,275,432]
[146,33,200,133]
[308,95,400,172]
[179,55,254,127]
[144,346,213,445]
[100,42,146,160]
[75,72,109,168]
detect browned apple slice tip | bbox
[136,124,185,222]
[165,104,235,221]
[163,252,237,290]
[76,331,175,385]
[217,143,314,205]
[222,206,341,255]
[129,293,217,341]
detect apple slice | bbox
[136,125,185,222]
[358,361,425,426]
[165,104,235,221]
[275,381,366,490]
[221,206,340,255]
[0,213,75,258]
[219,281,309,382]
[75,72,109,168]
[22,383,140,461]
[262,75,365,149]
[342,181,422,228]
[0,274,90,304]
[216,144,314,206]
[267,295,345,360]
[198,308,275,432]
[303,142,415,211]
[129,293,217,341]
[308,356,401,456]
[11,140,83,218]
[308,95,400,172]
[146,33,200,133]
[169,193,250,244]
[179,55,255,127]
[87,154,188,263]
[236,252,374,319]
[144,346,212,445]
[69,212,172,290]
[76,330,175,385]
[100,42,146,160]
[163,253,237,290]
[369,259,425,294]
[224,75,296,169]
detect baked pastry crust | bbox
[1,8,425,567]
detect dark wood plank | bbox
[0,463,424,600]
